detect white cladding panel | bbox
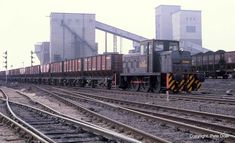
[172,11,202,45]
[50,13,97,62]
[155,5,205,54]
[155,5,181,40]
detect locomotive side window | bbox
[149,44,153,54]
[140,45,146,55]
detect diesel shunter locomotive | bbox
[120,39,203,93]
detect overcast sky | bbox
[0,0,235,70]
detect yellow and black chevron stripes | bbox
[186,75,195,92]
[194,80,202,91]
[165,73,203,93]
[178,79,185,91]
[167,73,176,91]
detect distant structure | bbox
[50,12,98,62]
[35,12,147,64]
[35,42,50,65]
[155,5,208,54]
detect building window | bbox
[186,26,196,33]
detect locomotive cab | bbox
[139,39,191,73]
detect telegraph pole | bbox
[3,51,7,83]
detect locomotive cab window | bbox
[154,42,164,51]
[169,42,179,51]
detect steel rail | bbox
[53,87,235,121]
[37,85,235,143]
[71,86,235,105]
[2,88,142,143]
[9,100,141,143]
[34,85,171,143]
[125,106,235,134]
[0,112,48,143]
[0,88,50,143]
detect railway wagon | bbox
[24,65,41,83]
[6,68,25,82]
[8,68,20,76]
[5,53,122,88]
[192,50,235,78]
[40,64,50,83]
[62,58,82,85]
[120,39,203,93]
[224,51,235,78]
[45,53,122,87]
[81,53,122,88]
[0,71,6,82]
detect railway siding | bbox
[35,85,235,143]
[0,87,142,143]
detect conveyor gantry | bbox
[95,21,147,43]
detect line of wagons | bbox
[1,53,122,89]
[0,40,205,93]
[192,50,235,79]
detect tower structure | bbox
[155,5,207,54]
[50,12,97,62]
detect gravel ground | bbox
[1,82,233,143]
[71,88,235,116]
[0,90,26,143]
[56,92,223,143]
[199,79,235,95]
[0,123,25,143]
[7,84,221,143]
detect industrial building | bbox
[35,42,50,65]
[155,5,208,54]
[36,13,147,64]
[50,13,98,62]
[36,6,209,64]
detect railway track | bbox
[0,89,48,143]
[13,87,169,143]
[31,85,171,143]
[35,85,235,143]
[0,112,47,143]
[53,87,235,118]
[0,86,58,114]
[51,87,235,134]
[65,87,235,117]
[72,87,235,105]
[0,88,141,143]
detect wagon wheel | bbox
[131,77,140,91]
